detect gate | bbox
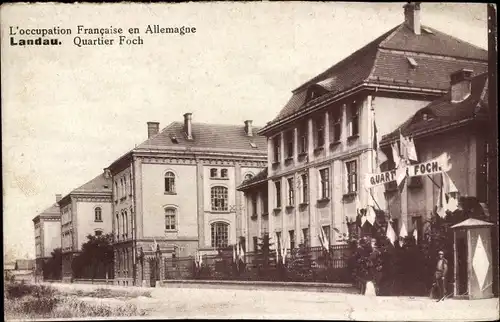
[149,257,159,287]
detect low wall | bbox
[73,279,114,285]
[161,279,358,294]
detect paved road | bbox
[49,283,499,320]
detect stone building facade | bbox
[106,113,267,286]
[253,3,487,250]
[59,172,113,282]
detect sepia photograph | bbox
[1,2,498,320]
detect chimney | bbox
[404,2,421,35]
[56,194,62,203]
[244,120,253,137]
[450,69,473,103]
[103,168,111,179]
[183,113,193,140]
[147,122,160,139]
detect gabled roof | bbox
[72,173,112,194]
[381,72,488,144]
[238,168,268,190]
[33,202,60,222]
[136,122,267,153]
[260,23,487,134]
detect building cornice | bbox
[259,83,445,136]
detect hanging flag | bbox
[386,223,396,246]
[447,195,459,212]
[194,252,199,267]
[436,173,447,218]
[399,131,409,160]
[407,137,418,162]
[239,243,245,262]
[366,205,376,225]
[395,160,407,188]
[360,214,367,226]
[399,223,408,239]
[444,172,458,194]
[198,252,203,266]
[319,227,328,251]
[232,244,236,263]
[373,117,388,167]
[413,229,418,244]
[392,142,401,166]
[281,236,287,265]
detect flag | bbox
[275,233,280,264]
[386,223,396,245]
[399,131,408,160]
[151,238,158,252]
[281,236,287,265]
[444,172,458,194]
[319,227,328,251]
[406,137,418,162]
[436,173,447,218]
[239,243,245,261]
[232,244,236,262]
[447,195,459,212]
[194,252,199,267]
[391,142,401,165]
[373,118,388,167]
[360,214,367,226]
[399,223,408,239]
[199,252,203,266]
[413,229,418,244]
[366,205,376,225]
[395,160,407,188]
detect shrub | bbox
[5,282,56,299]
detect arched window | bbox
[124,210,128,238]
[211,186,228,211]
[165,207,177,231]
[95,229,103,236]
[211,222,229,248]
[165,171,176,193]
[94,207,102,222]
[115,213,120,239]
[221,169,228,178]
[210,168,218,178]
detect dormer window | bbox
[407,57,418,69]
[170,135,179,144]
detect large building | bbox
[59,172,113,282]
[380,70,490,238]
[106,113,267,285]
[33,195,61,280]
[250,3,487,251]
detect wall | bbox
[76,200,112,250]
[113,166,134,243]
[141,163,198,239]
[43,220,61,257]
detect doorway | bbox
[456,236,468,295]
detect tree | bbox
[44,248,62,280]
[286,243,313,282]
[254,233,276,280]
[73,233,114,279]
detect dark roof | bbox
[41,203,60,216]
[381,72,488,143]
[263,23,487,131]
[238,168,268,190]
[72,173,112,194]
[136,122,267,153]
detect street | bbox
[49,283,499,321]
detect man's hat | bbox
[438,250,444,254]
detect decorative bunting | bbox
[386,223,396,246]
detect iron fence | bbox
[164,244,352,283]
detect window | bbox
[120,178,124,198]
[94,207,102,222]
[298,122,308,154]
[129,172,133,195]
[251,193,258,216]
[95,230,103,236]
[124,177,128,196]
[210,168,218,178]
[116,213,120,239]
[221,169,228,178]
[319,168,330,199]
[211,186,228,211]
[164,171,176,193]
[114,181,118,199]
[289,230,295,249]
[262,192,269,214]
[301,173,309,203]
[211,222,229,248]
[274,181,281,208]
[349,102,359,137]
[302,228,309,247]
[124,210,128,238]
[165,208,176,230]
[346,160,358,193]
[273,135,281,163]
[121,212,125,238]
[330,109,342,142]
[323,225,331,246]
[287,178,294,206]
[315,117,325,148]
[285,130,294,159]
[253,236,259,252]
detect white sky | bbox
[1,2,487,261]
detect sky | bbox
[1,2,488,261]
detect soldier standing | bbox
[434,250,448,300]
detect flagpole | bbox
[426,175,441,189]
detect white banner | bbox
[364,153,451,189]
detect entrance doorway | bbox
[456,236,468,295]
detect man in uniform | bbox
[435,250,448,299]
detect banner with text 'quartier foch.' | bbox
[364,153,452,189]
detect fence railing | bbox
[164,244,352,283]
